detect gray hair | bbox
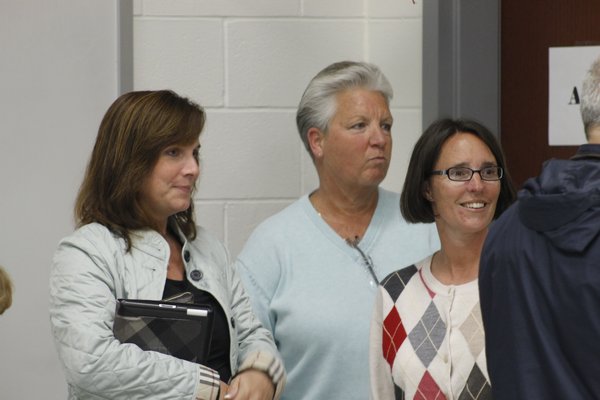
[296,61,393,158]
[581,56,600,138]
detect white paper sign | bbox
[548,46,600,146]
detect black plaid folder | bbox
[113,298,214,363]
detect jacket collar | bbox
[571,143,600,160]
[129,229,169,260]
[129,220,188,260]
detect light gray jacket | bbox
[50,223,285,400]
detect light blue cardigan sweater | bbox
[236,188,439,400]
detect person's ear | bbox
[307,127,325,158]
[423,181,434,202]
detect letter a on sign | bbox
[569,87,580,105]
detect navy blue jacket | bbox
[480,144,600,400]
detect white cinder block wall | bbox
[133,0,424,257]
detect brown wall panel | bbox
[500,0,600,187]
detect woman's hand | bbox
[223,369,274,400]
[218,381,230,400]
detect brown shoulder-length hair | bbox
[75,90,206,250]
[401,118,517,223]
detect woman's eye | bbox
[165,148,180,157]
[452,169,468,178]
[381,123,392,132]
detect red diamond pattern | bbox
[415,371,447,400]
[382,306,406,368]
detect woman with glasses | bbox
[369,118,516,399]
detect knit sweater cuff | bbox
[193,365,221,400]
[237,351,286,399]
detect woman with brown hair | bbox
[49,90,285,400]
[369,118,516,399]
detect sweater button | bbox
[184,250,191,262]
[190,269,203,281]
[230,317,236,329]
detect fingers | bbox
[225,370,274,400]
[224,378,239,399]
[219,381,230,400]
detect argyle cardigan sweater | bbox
[370,256,491,400]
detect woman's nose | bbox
[467,172,484,191]
[369,125,388,147]
[183,154,200,177]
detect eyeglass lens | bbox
[448,166,502,181]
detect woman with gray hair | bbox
[236,61,439,399]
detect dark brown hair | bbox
[401,118,517,223]
[75,90,205,250]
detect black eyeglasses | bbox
[430,166,503,182]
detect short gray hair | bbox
[581,56,600,138]
[296,61,393,158]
